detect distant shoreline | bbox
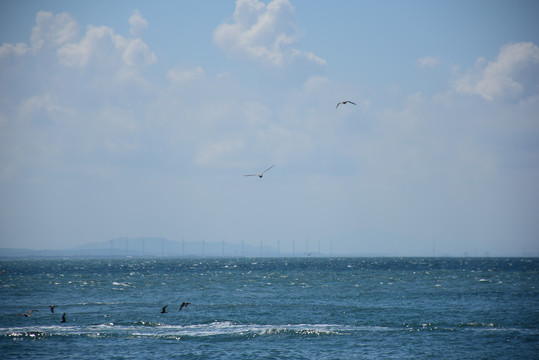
[1,237,536,259]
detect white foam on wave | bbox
[148,321,353,337]
[0,322,424,340]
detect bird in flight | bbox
[179,302,191,311]
[61,313,67,323]
[336,100,356,109]
[18,310,38,317]
[161,305,168,313]
[244,164,275,178]
[50,305,56,313]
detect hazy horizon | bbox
[1,236,535,258]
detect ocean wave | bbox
[0,322,353,340]
[3,321,536,341]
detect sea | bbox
[0,257,537,359]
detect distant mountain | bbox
[0,237,286,258]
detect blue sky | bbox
[1,0,538,256]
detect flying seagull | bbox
[18,310,38,317]
[160,305,168,313]
[179,302,191,311]
[244,164,275,178]
[50,305,56,313]
[61,313,66,323]
[336,100,357,109]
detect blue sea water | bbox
[0,257,538,359]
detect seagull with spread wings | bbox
[244,165,275,178]
[336,100,357,108]
[17,309,38,317]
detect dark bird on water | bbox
[244,164,275,178]
[50,305,56,313]
[179,302,191,311]
[336,100,357,108]
[61,313,66,323]
[161,305,168,313]
[17,310,38,317]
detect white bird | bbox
[336,100,357,108]
[244,165,275,178]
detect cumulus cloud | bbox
[166,66,205,84]
[454,42,539,101]
[0,43,30,58]
[417,56,440,68]
[31,11,79,53]
[129,10,148,37]
[213,0,326,67]
[57,24,156,69]
[123,38,157,66]
[2,10,156,73]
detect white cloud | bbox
[129,10,148,37]
[57,25,121,68]
[0,43,30,58]
[301,75,329,92]
[31,11,79,53]
[213,0,325,67]
[123,38,157,66]
[57,25,156,69]
[454,42,539,101]
[417,56,440,68]
[166,66,205,84]
[194,138,245,167]
[19,93,62,119]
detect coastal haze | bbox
[1,1,539,257]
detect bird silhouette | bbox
[244,165,275,178]
[161,305,168,313]
[17,310,38,317]
[61,313,66,323]
[179,302,191,311]
[50,305,56,313]
[336,100,357,108]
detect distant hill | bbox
[0,237,288,258]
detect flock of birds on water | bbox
[15,100,356,324]
[17,302,192,323]
[243,100,357,179]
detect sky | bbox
[1,0,538,256]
